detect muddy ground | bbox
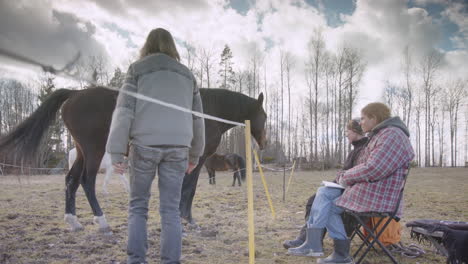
[1,167,467,263]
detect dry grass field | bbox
[0,167,467,264]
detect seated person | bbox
[283,119,368,249]
[288,102,414,264]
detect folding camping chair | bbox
[345,167,410,264]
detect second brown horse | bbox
[204,153,246,186]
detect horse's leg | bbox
[81,153,111,233]
[179,156,206,224]
[232,172,236,187]
[213,171,216,185]
[64,153,85,231]
[208,170,213,185]
[235,168,241,187]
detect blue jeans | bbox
[127,144,188,264]
[307,186,347,240]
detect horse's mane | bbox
[200,88,258,123]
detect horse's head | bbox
[250,93,267,149]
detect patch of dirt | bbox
[0,168,467,263]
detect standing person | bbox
[288,102,414,264]
[106,28,205,264]
[284,119,367,250]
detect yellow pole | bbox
[244,120,255,264]
[285,160,297,195]
[253,149,276,219]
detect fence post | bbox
[244,120,255,264]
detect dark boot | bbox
[317,239,353,264]
[287,227,324,257]
[283,224,306,249]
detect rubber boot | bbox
[317,239,353,264]
[287,227,324,257]
[283,224,306,249]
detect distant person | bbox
[106,28,205,264]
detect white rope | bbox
[0,162,63,170]
[0,48,246,127]
[112,83,245,126]
[258,163,295,172]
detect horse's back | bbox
[225,154,242,167]
[62,87,118,153]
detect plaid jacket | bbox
[336,125,414,217]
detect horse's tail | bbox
[0,88,76,162]
[238,155,246,181]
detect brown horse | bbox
[205,153,246,186]
[0,86,267,230]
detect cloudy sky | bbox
[0,0,467,112]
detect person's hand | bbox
[338,176,348,188]
[113,162,128,174]
[186,162,197,174]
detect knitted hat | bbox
[347,119,364,135]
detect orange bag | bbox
[362,217,401,246]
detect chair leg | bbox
[351,220,378,259]
[350,214,399,264]
[356,217,398,264]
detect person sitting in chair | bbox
[288,102,414,264]
[283,119,367,249]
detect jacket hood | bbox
[371,116,410,137]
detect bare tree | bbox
[323,52,334,164]
[88,55,110,85]
[420,50,442,166]
[446,79,466,166]
[403,46,414,126]
[384,81,398,110]
[334,47,348,163]
[414,87,424,166]
[344,47,365,123]
[248,45,264,97]
[279,50,286,163]
[183,44,197,73]
[436,93,446,166]
[307,28,325,162]
[199,47,216,88]
[430,90,440,166]
[0,79,36,134]
[235,70,247,93]
[285,52,294,161]
[465,100,468,165]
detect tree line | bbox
[0,32,467,171]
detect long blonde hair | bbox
[139,28,180,61]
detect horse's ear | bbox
[257,93,264,106]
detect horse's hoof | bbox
[98,227,113,236]
[185,221,200,231]
[64,214,84,232]
[71,225,84,232]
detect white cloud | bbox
[0,0,466,112]
[413,0,449,6]
[0,1,108,69]
[442,2,468,49]
[319,0,453,105]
